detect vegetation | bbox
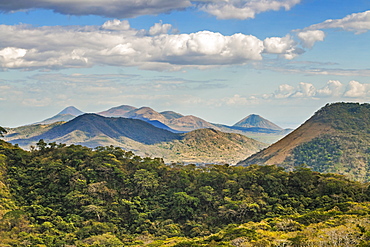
[242,103,370,182]
[4,115,266,165]
[1,139,370,246]
[0,126,6,137]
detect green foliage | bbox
[1,140,370,245]
[292,136,342,172]
[0,126,6,137]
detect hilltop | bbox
[36,106,85,125]
[233,114,283,130]
[6,105,291,144]
[9,114,266,164]
[238,102,370,181]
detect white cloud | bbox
[1,23,301,70]
[263,35,295,53]
[297,30,325,48]
[199,0,301,20]
[268,80,356,99]
[274,84,295,98]
[101,20,131,31]
[343,80,370,98]
[0,47,28,68]
[292,82,316,97]
[224,94,251,105]
[316,80,344,97]
[148,22,173,36]
[263,35,303,59]
[302,10,370,34]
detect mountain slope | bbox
[58,106,84,116]
[98,104,137,117]
[124,107,169,123]
[160,111,184,120]
[37,106,84,124]
[168,115,220,132]
[20,114,180,145]
[172,128,266,164]
[9,114,267,164]
[3,122,65,141]
[233,114,282,130]
[238,102,370,181]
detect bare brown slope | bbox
[238,119,334,166]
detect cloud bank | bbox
[0,21,303,70]
[249,80,370,100]
[305,10,370,34]
[0,0,301,19]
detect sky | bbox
[0,0,369,129]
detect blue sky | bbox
[0,0,369,128]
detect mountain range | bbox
[6,113,267,164]
[2,104,293,164]
[28,105,291,143]
[238,102,370,181]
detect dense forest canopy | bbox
[1,139,370,246]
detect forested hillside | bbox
[240,103,370,181]
[1,139,370,246]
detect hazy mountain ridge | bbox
[8,113,267,164]
[238,102,370,181]
[24,105,290,143]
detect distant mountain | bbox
[98,105,137,117]
[124,107,169,123]
[17,104,291,144]
[160,111,184,120]
[3,122,64,141]
[58,106,84,116]
[238,102,370,181]
[9,114,267,164]
[167,115,219,132]
[233,114,282,130]
[37,106,84,124]
[101,106,220,133]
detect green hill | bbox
[238,102,370,181]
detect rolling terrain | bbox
[238,102,370,181]
[7,105,291,144]
[8,114,266,164]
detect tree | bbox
[0,126,7,137]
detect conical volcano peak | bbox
[58,106,84,116]
[233,114,282,130]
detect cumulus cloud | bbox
[344,80,370,98]
[198,0,301,20]
[101,19,131,31]
[316,80,344,97]
[265,80,370,100]
[297,30,325,48]
[263,35,303,59]
[0,47,28,68]
[302,10,370,34]
[148,22,173,36]
[0,0,301,20]
[274,84,295,98]
[0,22,305,70]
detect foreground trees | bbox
[1,140,370,246]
